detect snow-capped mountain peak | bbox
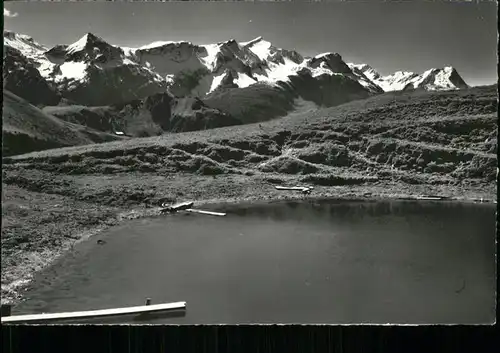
[220,38,238,46]
[4,30,44,47]
[307,52,352,76]
[348,62,468,92]
[404,66,468,91]
[241,36,264,47]
[3,30,469,107]
[314,52,337,59]
[60,32,123,63]
[138,40,191,50]
[3,30,48,58]
[66,32,104,54]
[241,36,272,61]
[242,37,304,67]
[348,63,382,81]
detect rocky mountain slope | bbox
[4,30,469,107]
[42,92,240,138]
[3,30,473,157]
[3,46,61,107]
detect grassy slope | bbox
[5,85,496,181]
[1,85,497,303]
[2,91,126,156]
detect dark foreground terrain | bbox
[1,85,497,304]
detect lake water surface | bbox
[17,200,496,324]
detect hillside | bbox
[2,91,125,156]
[3,30,477,156]
[2,85,497,304]
[3,85,496,205]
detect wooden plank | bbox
[161,201,195,212]
[275,186,313,192]
[275,186,306,191]
[170,201,195,210]
[185,209,226,217]
[1,301,186,324]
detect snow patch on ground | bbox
[246,38,273,61]
[356,77,375,89]
[122,58,137,66]
[37,61,57,78]
[57,61,88,82]
[122,47,137,58]
[209,73,226,93]
[235,72,258,88]
[260,58,300,83]
[309,66,335,78]
[200,44,220,71]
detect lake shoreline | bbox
[10,192,496,324]
[1,178,496,307]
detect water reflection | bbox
[228,199,492,225]
[15,200,496,324]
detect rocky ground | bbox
[1,86,497,304]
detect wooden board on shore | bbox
[275,186,313,192]
[185,209,226,217]
[1,301,186,324]
[415,196,443,201]
[399,196,449,201]
[161,201,195,213]
[169,201,195,210]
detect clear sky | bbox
[3,1,497,86]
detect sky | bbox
[3,1,498,86]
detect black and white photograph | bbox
[1,0,497,325]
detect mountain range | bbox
[3,30,470,154]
